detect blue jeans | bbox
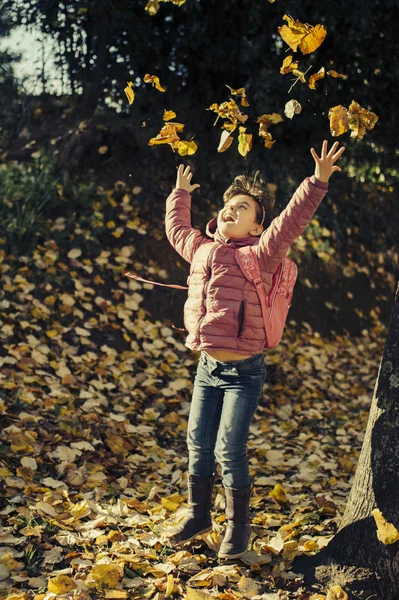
[187,352,266,489]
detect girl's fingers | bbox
[321,140,328,158]
[332,147,345,161]
[327,141,340,157]
[310,147,320,161]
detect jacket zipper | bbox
[237,300,245,338]
[194,245,217,341]
[268,262,284,322]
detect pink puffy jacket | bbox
[165,175,329,355]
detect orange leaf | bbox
[124,81,135,104]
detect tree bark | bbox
[292,281,399,600]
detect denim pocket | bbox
[238,355,265,376]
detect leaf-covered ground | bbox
[0,205,388,600]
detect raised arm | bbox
[165,165,208,264]
[253,140,345,274]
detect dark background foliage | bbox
[0,0,398,335]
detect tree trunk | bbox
[74,4,112,120]
[292,281,399,600]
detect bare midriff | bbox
[203,349,255,362]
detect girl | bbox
[164,140,345,558]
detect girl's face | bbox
[217,194,263,238]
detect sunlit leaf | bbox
[237,126,252,157]
[327,69,348,79]
[163,109,177,121]
[217,130,234,153]
[177,140,198,155]
[284,99,302,119]
[124,81,135,104]
[308,66,325,89]
[278,14,327,54]
[225,84,249,106]
[372,508,399,544]
[143,73,166,92]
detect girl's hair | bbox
[222,171,275,234]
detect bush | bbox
[0,148,105,255]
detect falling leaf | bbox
[308,66,325,89]
[225,85,249,107]
[207,97,248,131]
[148,122,185,151]
[124,81,135,104]
[284,99,302,119]
[98,146,108,154]
[237,126,252,157]
[144,73,166,92]
[145,0,159,15]
[177,140,198,156]
[372,508,399,544]
[278,14,327,54]
[217,130,234,153]
[327,69,348,79]
[163,109,177,121]
[329,100,378,139]
[256,113,283,148]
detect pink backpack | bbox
[125,246,297,348]
[235,246,297,348]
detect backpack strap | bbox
[235,246,281,346]
[125,272,189,290]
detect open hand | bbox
[310,140,345,183]
[176,164,201,193]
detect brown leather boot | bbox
[218,484,252,559]
[167,473,215,546]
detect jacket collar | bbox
[205,216,260,247]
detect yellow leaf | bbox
[237,126,252,157]
[47,575,77,594]
[308,66,325,90]
[144,73,166,92]
[104,591,128,598]
[177,140,198,156]
[278,14,327,55]
[107,221,116,229]
[226,85,249,107]
[165,574,174,598]
[161,493,184,512]
[90,564,122,588]
[145,0,159,15]
[44,295,56,306]
[372,508,399,544]
[303,539,318,551]
[328,105,350,137]
[280,55,299,74]
[98,146,108,154]
[326,585,348,600]
[164,109,177,121]
[269,483,289,504]
[46,330,58,339]
[124,81,135,104]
